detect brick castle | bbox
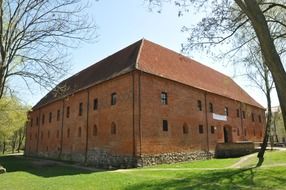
[25,39,265,168]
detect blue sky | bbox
[18,0,278,107]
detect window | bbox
[49,112,52,123]
[211,126,215,134]
[78,127,82,137]
[161,92,168,105]
[57,130,59,139]
[42,114,45,125]
[251,113,255,122]
[197,100,202,111]
[79,102,83,116]
[31,119,33,127]
[93,98,98,110]
[111,122,116,134]
[36,117,39,125]
[258,115,262,123]
[93,125,98,136]
[209,103,213,113]
[242,111,246,119]
[66,106,70,118]
[57,109,60,121]
[224,107,229,116]
[163,120,168,131]
[236,109,240,118]
[67,128,70,138]
[199,125,204,134]
[111,92,117,105]
[183,123,188,134]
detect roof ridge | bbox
[135,38,145,69]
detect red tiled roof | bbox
[137,39,263,108]
[33,39,263,109]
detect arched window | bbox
[93,125,98,136]
[111,122,116,134]
[183,123,189,134]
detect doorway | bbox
[223,126,233,143]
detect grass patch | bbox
[0,152,286,190]
[239,150,286,168]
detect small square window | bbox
[49,112,52,123]
[197,100,202,111]
[211,126,215,134]
[224,107,229,116]
[42,114,45,125]
[111,93,117,106]
[57,109,60,121]
[163,120,168,131]
[66,106,70,118]
[78,127,82,137]
[111,122,116,134]
[161,92,168,105]
[242,111,246,119]
[93,125,98,136]
[236,109,240,118]
[209,103,213,113]
[183,124,188,134]
[199,125,204,134]
[79,102,83,116]
[93,98,98,110]
[251,113,255,122]
[258,115,262,123]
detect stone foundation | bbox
[138,151,213,167]
[25,150,213,168]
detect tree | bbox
[0,0,96,99]
[147,0,286,130]
[241,42,274,166]
[0,96,28,154]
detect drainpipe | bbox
[84,90,90,164]
[59,98,65,159]
[204,92,210,155]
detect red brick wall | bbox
[26,73,135,161]
[25,71,265,162]
[139,72,265,154]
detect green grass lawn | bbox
[0,151,286,190]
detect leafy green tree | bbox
[0,96,28,154]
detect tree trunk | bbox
[257,63,272,167]
[235,0,286,131]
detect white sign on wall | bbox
[212,113,227,121]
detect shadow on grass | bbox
[125,167,286,190]
[0,155,102,178]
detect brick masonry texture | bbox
[25,40,266,168]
